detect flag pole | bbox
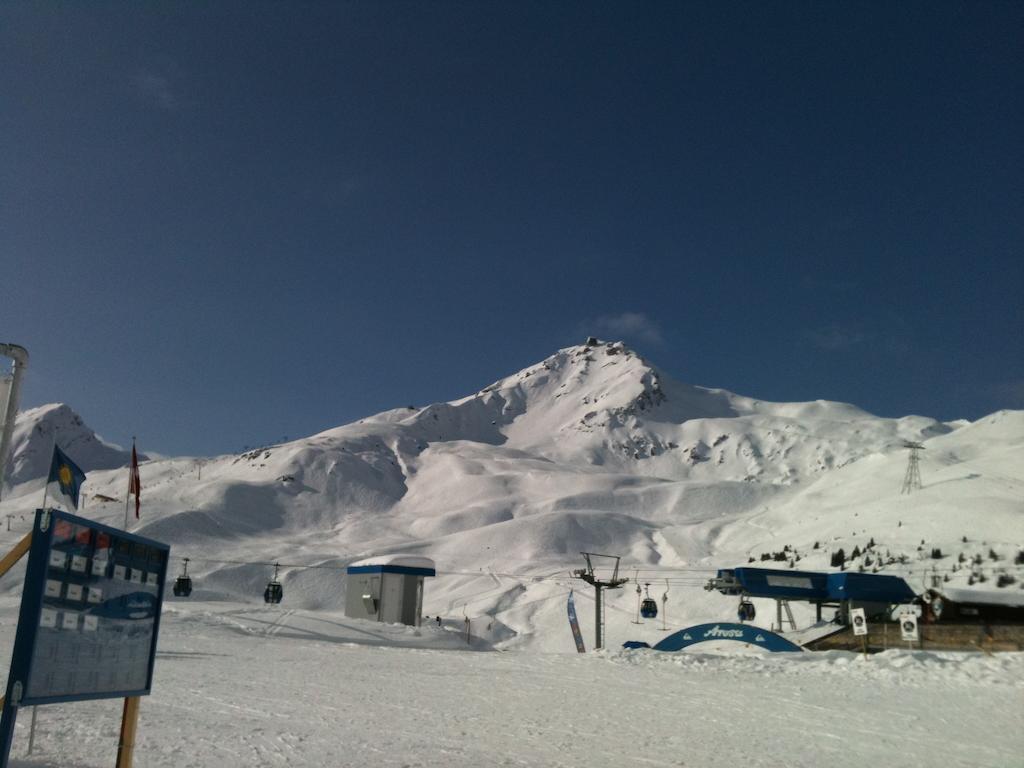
[124,437,135,531]
[40,436,56,510]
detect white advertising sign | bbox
[900,613,919,642]
[850,607,868,636]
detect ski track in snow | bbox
[0,603,1021,768]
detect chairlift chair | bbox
[173,557,193,598]
[640,583,658,619]
[264,562,283,604]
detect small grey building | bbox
[345,555,436,626]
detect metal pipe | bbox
[0,344,29,501]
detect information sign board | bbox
[850,607,868,636]
[4,509,170,707]
[900,613,919,642]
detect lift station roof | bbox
[714,567,917,604]
[347,555,436,577]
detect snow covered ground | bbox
[0,599,1020,768]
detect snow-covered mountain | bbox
[1,340,1020,649]
[2,402,146,495]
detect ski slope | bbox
[1,342,1020,652]
[0,599,1020,768]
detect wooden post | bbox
[115,697,141,768]
[0,533,32,579]
[0,533,30,768]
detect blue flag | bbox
[567,590,586,653]
[46,444,86,511]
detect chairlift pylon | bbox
[631,570,643,624]
[659,579,669,631]
[173,557,193,598]
[264,561,283,604]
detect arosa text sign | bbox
[4,509,170,707]
[624,622,804,653]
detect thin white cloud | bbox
[990,379,1024,409]
[132,68,180,111]
[802,324,866,350]
[590,312,664,346]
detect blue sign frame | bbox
[0,512,172,768]
[4,512,169,708]
[0,509,170,765]
[624,622,804,653]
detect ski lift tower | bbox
[900,441,925,494]
[0,344,29,502]
[573,552,628,650]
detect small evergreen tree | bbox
[830,548,846,568]
[931,548,943,559]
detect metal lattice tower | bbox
[901,441,924,494]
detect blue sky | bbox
[1,2,1021,457]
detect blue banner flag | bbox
[567,590,586,653]
[46,444,86,511]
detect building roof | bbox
[347,555,436,577]
[932,586,1024,608]
[720,567,918,604]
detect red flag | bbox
[129,443,141,519]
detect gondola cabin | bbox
[173,557,193,597]
[173,575,192,597]
[264,581,283,604]
[264,562,284,604]
[638,581,655,618]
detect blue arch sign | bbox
[624,622,803,653]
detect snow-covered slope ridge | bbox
[460,340,955,480]
[3,403,146,493]
[1,340,1019,652]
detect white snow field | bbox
[0,600,1021,768]
[0,340,1022,765]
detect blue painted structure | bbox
[712,567,916,604]
[347,563,436,577]
[826,572,917,603]
[1,509,170,767]
[624,622,804,653]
